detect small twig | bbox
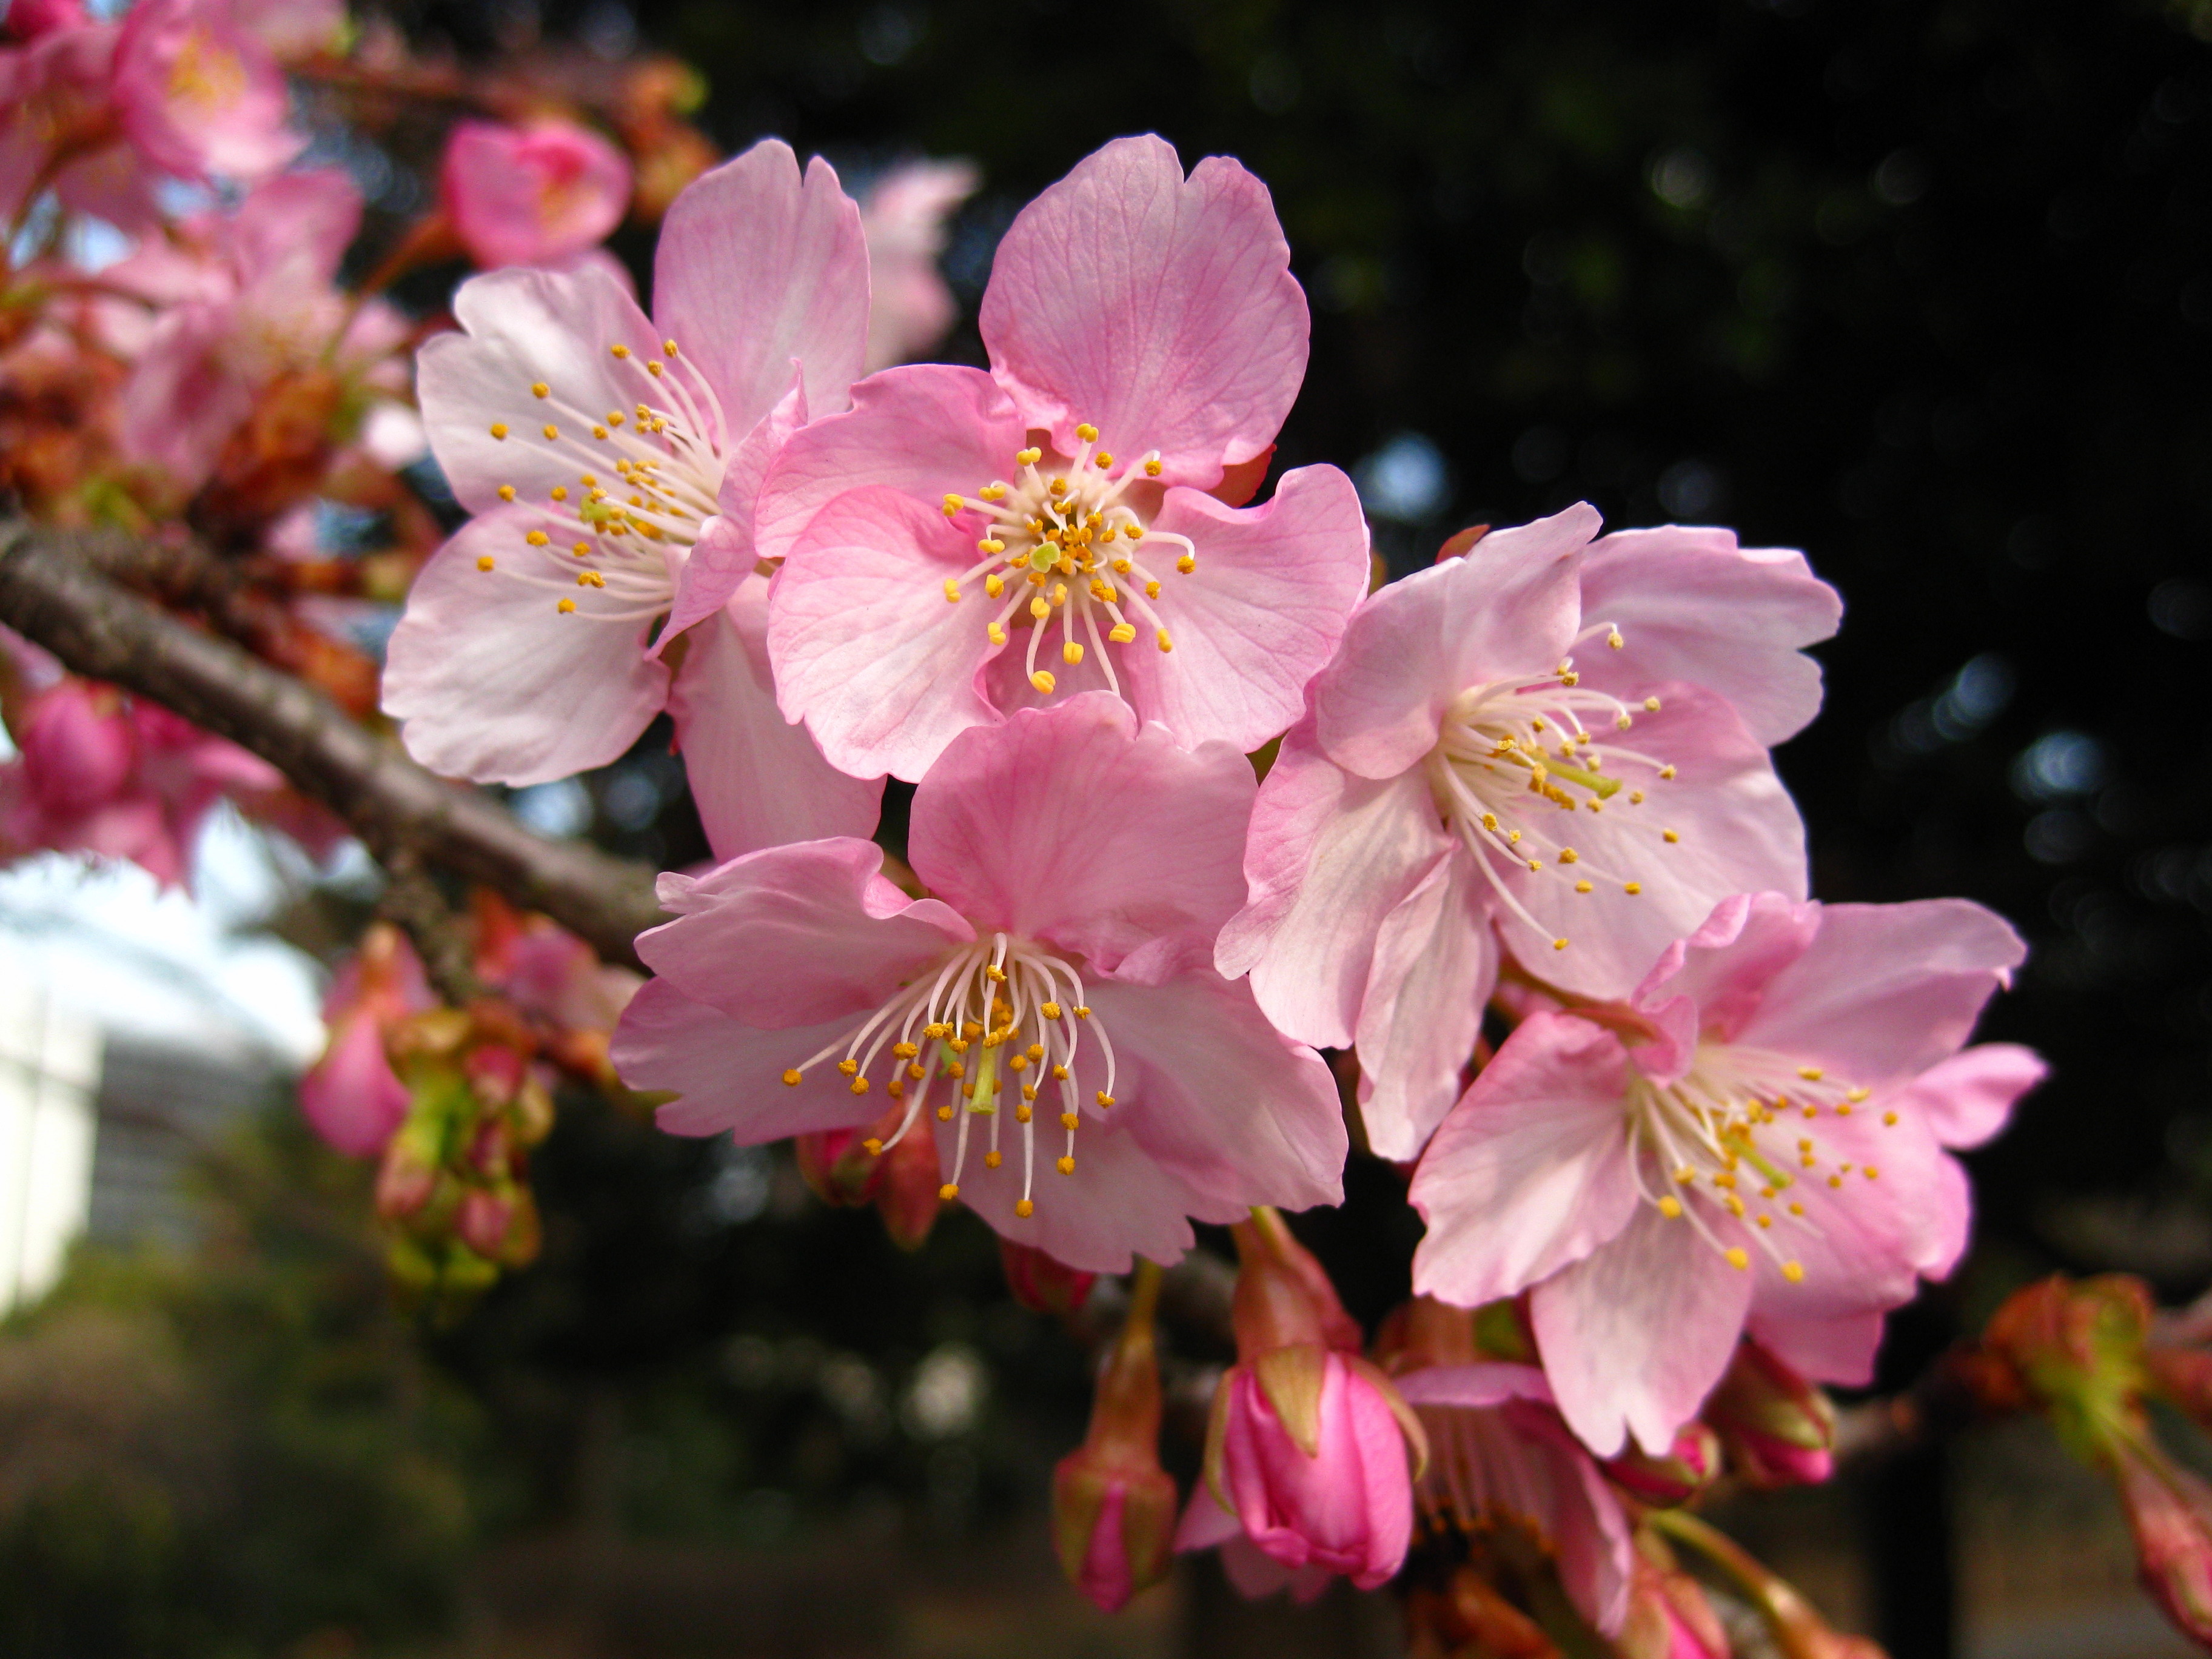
[376,859,483,1006]
[0,521,662,968]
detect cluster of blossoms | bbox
[0,5,2070,1643]
[380,129,2044,1649]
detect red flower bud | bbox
[1706,1340,1836,1489]
[1000,1238,1096,1316]
[2116,1438,2212,1645]
[1604,1421,1723,1509]
[1051,1261,1175,1610]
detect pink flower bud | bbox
[300,1011,412,1158]
[2116,1439,2212,1645]
[441,119,632,270]
[1604,1421,1723,1509]
[464,1042,526,1110]
[457,1185,519,1261]
[1053,1261,1175,1612]
[1620,1557,1730,1659]
[374,1122,440,1221]
[1706,1341,1837,1489]
[793,1124,881,1208]
[1000,1238,1095,1316]
[5,0,87,44]
[16,681,133,816]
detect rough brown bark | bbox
[0,521,662,968]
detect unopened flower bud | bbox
[457,1185,514,1259]
[794,1124,882,1208]
[1982,1274,2155,1458]
[1706,1340,1837,1489]
[300,1010,411,1158]
[2116,1438,2212,1645]
[464,1042,525,1109]
[375,1120,440,1221]
[1605,1421,1723,1509]
[1619,1555,1728,1659]
[1001,1238,1096,1316]
[1053,1259,1175,1610]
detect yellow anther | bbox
[1663,830,1681,843]
[1624,882,1643,895]
[550,485,569,501]
[987,623,1008,646]
[1015,1198,1035,1218]
[1156,628,1173,652]
[1828,1175,1844,1188]
[1630,791,1646,804]
[1798,1066,1824,1081]
[1607,629,1624,649]
[1016,447,1042,466]
[1051,581,1068,606]
[1126,525,1147,540]
[1021,1084,1037,1101]
[1111,558,1132,574]
[1031,670,1057,694]
[577,571,605,588]
[984,574,1004,596]
[477,555,496,571]
[939,1182,959,1200]
[489,423,509,439]
[646,361,664,377]
[1030,596,1051,620]
[863,1138,882,1155]
[943,579,962,603]
[608,411,625,427]
[580,473,598,486]
[1041,1003,1062,1020]
[980,484,1007,501]
[984,1150,1003,1169]
[610,344,631,358]
[943,493,964,515]
[1007,1053,1028,1073]
[962,1021,983,1039]
[1552,937,1569,951]
[937,1104,955,1121]
[1061,1112,1080,1131]
[592,425,608,440]
[849,1076,870,1094]
[1617,715,1635,730]
[1176,554,1196,574]
[525,530,549,546]
[1076,423,1099,442]
[1864,1165,1880,1180]
[1658,765,1678,780]
[1073,1006,1090,1020]
[886,1079,904,1099]
[1575,880,1594,894]
[1108,623,1136,644]
[1144,458,1162,477]
[1658,1196,1683,1218]
[662,338,679,355]
[837,1059,859,1076]
[1724,1248,1750,1270]
[1056,1156,1075,1175]
[1644,696,1662,712]
[531,382,549,398]
[1062,642,1084,665]
[1094,452,1113,468]
[1883,1111,1899,1127]
[1789,1201,1805,1216]
[497,484,516,501]
[1847,1087,1871,1102]
[557,598,577,613]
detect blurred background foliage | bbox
[6,0,2212,1654]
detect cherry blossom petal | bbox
[980,135,1307,486]
[1733,899,2028,1087]
[768,484,1006,780]
[668,589,884,862]
[1103,466,1371,752]
[614,977,883,1140]
[381,506,668,785]
[1742,1107,1956,1317]
[653,140,870,434]
[1312,504,1597,780]
[1632,891,1822,1045]
[752,363,1028,565]
[1576,527,1841,746]
[1083,970,1348,1218]
[418,264,662,515]
[1355,850,1501,1162]
[1411,1012,1641,1309]
[1393,1361,1556,1410]
[1891,1042,2046,1150]
[1530,1204,1753,1456]
[1498,683,1808,1002]
[1218,714,1453,1050]
[907,694,1252,973]
[1746,1309,1887,1389]
[637,837,973,1026]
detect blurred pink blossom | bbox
[440,118,633,270]
[858,158,976,372]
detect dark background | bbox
[12,2,2212,1656]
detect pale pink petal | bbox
[980,135,1307,486]
[1880,1042,2045,1151]
[1742,1106,1954,1315]
[1312,504,1597,780]
[637,837,972,1027]
[117,302,251,491]
[381,506,668,785]
[441,119,631,271]
[113,0,300,181]
[907,694,1252,974]
[1355,850,1501,1162]
[1102,466,1371,753]
[1746,1309,1886,1388]
[613,977,886,1140]
[937,1106,1214,1273]
[667,591,884,862]
[1530,1204,1753,1456]
[1394,1362,1555,1410]
[298,1012,410,1158]
[653,140,870,433]
[1734,899,2028,1087]
[1410,1012,1640,1308]
[1497,683,1808,1002]
[767,484,1004,781]
[860,158,977,372]
[1219,714,1453,1050]
[658,368,806,649]
[1082,970,1347,1218]
[1577,526,1842,746]
[1175,1488,1245,1552]
[752,363,1027,565]
[418,264,662,515]
[1631,890,1821,1046]
[227,167,361,286]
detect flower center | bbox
[1625,1041,1899,1284]
[1425,632,1680,957]
[779,932,1119,1219]
[478,339,726,623]
[935,423,1199,698]
[169,30,250,110]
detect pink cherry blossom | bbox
[858,158,977,372]
[441,118,633,270]
[299,923,434,1158]
[756,134,1370,782]
[0,679,282,888]
[384,138,882,860]
[1392,1360,1634,1635]
[110,168,413,492]
[112,0,302,184]
[1216,504,1811,1161]
[1409,890,2044,1456]
[608,694,1346,1272]
[0,21,158,232]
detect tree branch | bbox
[0,521,663,969]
